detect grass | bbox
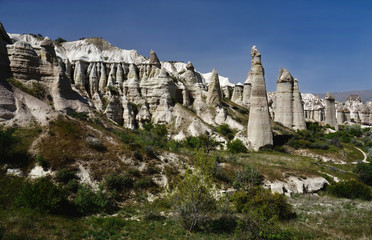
[235,150,357,182]
[284,195,372,239]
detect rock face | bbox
[247,46,273,151]
[325,92,338,128]
[206,69,222,106]
[274,69,306,130]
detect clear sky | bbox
[0,0,371,93]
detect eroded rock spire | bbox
[247,46,273,151]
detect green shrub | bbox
[354,163,372,186]
[15,177,67,213]
[104,173,133,191]
[67,111,89,121]
[64,179,79,193]
[310,141,330,150]
[327,137,342,148]
[35,154,48,169]
[216,124,235,140]
[144,146,156,158]
[233,164,264,190]
[54,37,67,43]
[351,139,363,147]
[234,209,293,240]
[55,168,76,183]
[172,173,216,231]
[0,127,17,161]
[327,180,372,200]
[231,187,295,220]
[288,139,312,149]
[74,184,112,215]
[86,137,106,151]
[127,167,141,177]
[134,176,154,189]
[227,139,247,154]
[347,125,363,137]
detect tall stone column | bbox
[325,92,338,128]
[247,46,273,151]
[292,78,306,130]
[274,68,294,128]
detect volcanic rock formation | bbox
[247,46,273,151]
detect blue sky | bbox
[1,0,371,92]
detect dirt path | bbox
[355,147,368,163]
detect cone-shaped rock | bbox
[325,92,338,128]
[242,71,252,108]
[292,78,306,130]
[247,46,273,150]
[206,68,222,106]
[149,49,161,68]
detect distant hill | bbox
[314,90,372,103]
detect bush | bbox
[54,37,67,43]
[216,124,235,140]
[309,141,330,150]
[134,176,154,190]
[234,209,293,240]
[74,184,112,215]
[67,111,89,121]
[354,163,372,186]
[15,178,67,213]
[327,137,342,148]
[347,125,363,137]
[351,139,363,147]
[0,127,17,161]
[172,173,216,231]
[104,173,133,191]
[233,164,264,190]
[227,139,247,154]
[55,168,76,183]
[327,180,372,200]
[86,137,106,151]
[287,139,311,149]
[231,187,295,220]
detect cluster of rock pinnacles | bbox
[1,21,371,151]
